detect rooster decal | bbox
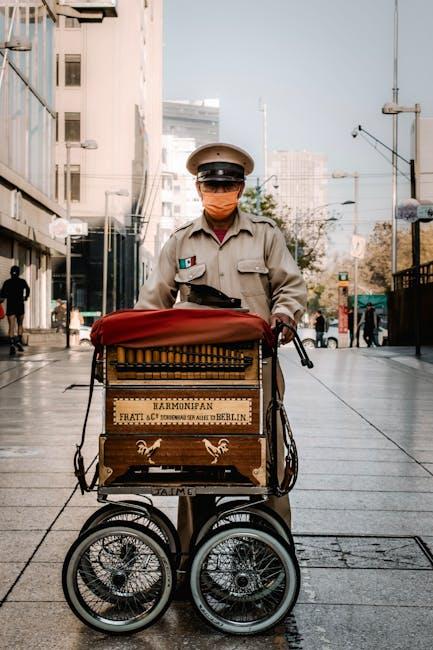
[202,438,230,464]
[136,438,162,464]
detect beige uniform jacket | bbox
[135,210,307,323]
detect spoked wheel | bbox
[79,501,181,567]
[194,501,294,547]
[190,523,300,635]
[62,522,175,634]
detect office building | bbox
[158,99,219,248]
[0,1,65,338]
[267,150,328,216]
[54,0,162,314]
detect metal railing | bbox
[393,260,433,289]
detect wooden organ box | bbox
[99,340,266,490]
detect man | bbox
[135,142,307,564]
[348,307,355,348]
[361,302,377,347]
[314,309,326,348]
[0,266,30,356]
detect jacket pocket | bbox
[175,263,206,284]
[237,259,269,296]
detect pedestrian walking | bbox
[0,265,30,356]
[314,309,326,348]
[348,307,355,347]
[52,298,66,332]
[135,142,307,580]
[373,312,381,347]
[359,302,377,347]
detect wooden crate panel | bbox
[105,341,261,386]
[105,388,261,435]
[99,434,267,488]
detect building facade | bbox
[163,99,219,148]
[267,150,328,217]
[54,0,162,315]
[0,0,66,337]
[157,99,219,251]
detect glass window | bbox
[65,54,81,86]
[56,54,59,86]
[55,165,58,200]
[65,17,81,28]
[65,112,80,142]
[64,165,80,202]
[55,112,59,142]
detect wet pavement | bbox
[0,344,432,649]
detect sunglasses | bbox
[200,181,242,193]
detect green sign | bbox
[417,205,433,221]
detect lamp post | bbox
[332,172,360,338]
[102,189,129,316]
[65,139,98,348]
[382,101,422,355]
[255,175,279,214]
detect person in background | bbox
[373,312,381,347]
[359,302,377,347]
[0,266,30,356]
[348,307,355,348]
[314,309,326,348]
[70,307,84,346]
[53,298,67,332]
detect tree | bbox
[359,220,433,293]
[240,187,336,274]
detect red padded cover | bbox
[90,309,274,349]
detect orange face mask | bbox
[201,190,239,220]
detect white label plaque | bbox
[113,397,252,426]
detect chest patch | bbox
[179,256,196,269]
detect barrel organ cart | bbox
[62,309,313,635]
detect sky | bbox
[163,0,433,254]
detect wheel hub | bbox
[111,569,127,589]
[234,572,250,589]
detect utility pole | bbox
[353,173,360,340]
[255,177,261,214]
[391,0,399,280]
[411,105,421,356]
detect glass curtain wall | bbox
[0,2,55,198]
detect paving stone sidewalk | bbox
[0,344,432,649]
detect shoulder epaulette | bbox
[249,214,276,227]
[173,220,195,233]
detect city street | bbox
[0,344,432,649]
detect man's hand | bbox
[270,312,297,344]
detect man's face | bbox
[196,180,244,200]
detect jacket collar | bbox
[188,209,254,239]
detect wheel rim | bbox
[79,502,180,564]
[191,526,299,634]
[195,503,292,546]
[65,523,173,632]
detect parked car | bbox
[298,325,339,350]
[79,325,92,348]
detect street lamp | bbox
[382,101,422,355]
[255,174,279,214]
[102,189,129,316]
[65,139,98,349]
[332,171,360,338]
[0,33,32,93]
